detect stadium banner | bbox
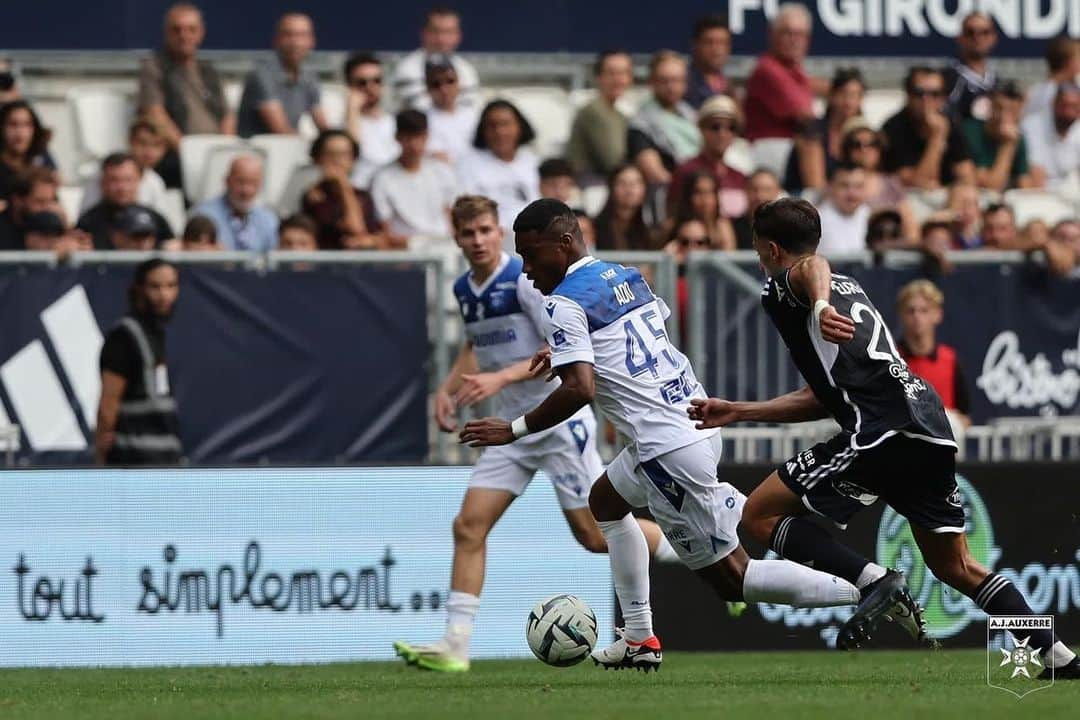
[0,264,428,464]
[1,0,1071,56]
[701,261,1080,424]
[0,467,613,667]
[651,462,1080,651]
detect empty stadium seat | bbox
[276,164,323,216]
[249,134,311,208]
[497,86,573,158]
[320,84,348,128]
[750,138,794,177]
[862,89,905,130]
[66,87,132,174]
[179,134,246,202]
[159,189,186,238]
[723,138,754,176]
[196,145,268,205]
[57,186,84,227]
[1004,189,1079,228]
[581,184,608,217]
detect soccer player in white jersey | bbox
[462,199,898,672]
[394,196,679,673]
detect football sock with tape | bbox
[743,558,861,607]
[770,516,881,588]
[445,590,479,656]
[651,533,680,563]
[597,514,653,643]
[973,573,1076,667]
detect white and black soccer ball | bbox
[525,594,598,667]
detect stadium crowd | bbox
[0,3,1076,277]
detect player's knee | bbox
[452,513,489,549]
[739,497,776,546]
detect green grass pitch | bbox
[1,650,1076,719]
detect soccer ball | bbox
[525,594,598,667]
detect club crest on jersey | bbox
[552,329,567,347]
[567,419,589,454]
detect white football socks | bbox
[743,559,861,608]
[445,590,480,657]
[1048,641,1077,669]
[597,514,654,643]
[856,563,888,590]
[651,532,681,563]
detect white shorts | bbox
[607,432,745,570]
[469,410,602,510]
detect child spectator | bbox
[181,215,220,251]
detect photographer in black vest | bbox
[96,259,183,466]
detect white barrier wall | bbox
[0,467,613,667]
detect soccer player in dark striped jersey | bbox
[689,198,1078,675]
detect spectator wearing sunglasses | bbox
[344,52,399,190]
[668,95,747,221]
[943,12,998,121]
[881,66,974,190]
[391,7,480,111]
[424,54,479,165]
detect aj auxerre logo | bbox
[0,286,102,453]
[987,615,1055,698]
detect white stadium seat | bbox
[581,184,609,217]
[723,138,754,176]
[320,84,348,128]
[497,86,573,159]
[276,164,323,216]
[159,189,186,238]
[862,89,905,130]
[750,138,794,177]
[179,134,245,202]
[249,134,311,208]
[1004,189,1079,228]
[196,145,267,205]
[66,87,132,168]
[57,186,84,227]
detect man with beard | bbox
[191,155,278,251]
[944,12,998,121]
[96,259,183,466]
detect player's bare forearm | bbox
[439,342,478,396]
[738,386,829,424]
[500,347,550,384]
[523,363,595,434]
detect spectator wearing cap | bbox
[344,53,399,189]
[180,215,220,251]
[785,68,864,194]
[110,206,163,251]
[628,51,700,186]
[1021,81,1080,191]
[538,158,578,205]
[0,100,56,207]
[391,7,480,111]
[0,167,60,249]
[732,168,781,249]
[743,4,825,142]
[237,13,327,138]
[137,3,233,188]
[816,162,871,258]
[896,280,971,429]
[424,54,479,165]
[190,155,279,251]
[370,110,456,242]
[962,81,1043,192]
[668,95,747,219]
[77,154,174,250]
[881,67,975,190]
[278,213,319,251]
[81,118,171,218]
[685,15,732,109]
[456,100,540,233]
[565,50,633,181]
[840,117,917,241]
[944,12,998,121]
[1024,37,1080,120]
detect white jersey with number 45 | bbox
[543,256,717,461]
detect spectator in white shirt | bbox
[81,118,169,216]
[345,52,399,189]
[424,54,479,165]
[370,110,456,242]
[456,100,540,234]
[816,162,871,258]
[1022,82,1080,191]
[391,7,480,111]
[1023,37,1079,120]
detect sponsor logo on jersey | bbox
[495,281,518,291]
[471,328,518,347]
[600,268,617,280]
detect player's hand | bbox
[688,398,741,429]
[818,306,855,344]
[454,372,507,407]
[529,347,555,381]
[434,389,457,432]
[459,417,515,447]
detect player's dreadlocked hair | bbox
[512,198,581,240]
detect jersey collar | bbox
[565,255,596,277]
[468,252,510,297]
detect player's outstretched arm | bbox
[454,347,549,408]
[459,362,595,447]
[435,342,480,432]
[688,386,828,428]
[786,255,855,344]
